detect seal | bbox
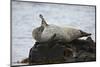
[32,14,91,42]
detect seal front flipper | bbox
[48,33,57,48]
[48,33,56,42]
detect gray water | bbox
[12,0,96,66]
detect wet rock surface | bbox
[21,37,96,65]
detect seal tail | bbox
[79,30,91,37]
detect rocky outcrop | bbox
[21,37,96,65]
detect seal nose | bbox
[39,14,43,19]
[39,14,48,27]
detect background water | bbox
[12,0,96,66]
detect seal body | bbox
[40,25,81,42]
[32,24,90,42]
[32,14,91,42]
[40,25,63,42]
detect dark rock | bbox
[28,40,67,64]
[20,58,29,63]
[26,37,96,64]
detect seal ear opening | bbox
[39,14,48,27]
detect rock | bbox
[28,41,67,64]
[20,58,29,63]
[21,37,96,64]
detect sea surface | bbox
[12,0,96,66]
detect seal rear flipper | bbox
[79,30,91,37]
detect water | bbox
[12,0,96,66]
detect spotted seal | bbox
[32,14,91,42]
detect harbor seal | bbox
[32,14,91,42]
